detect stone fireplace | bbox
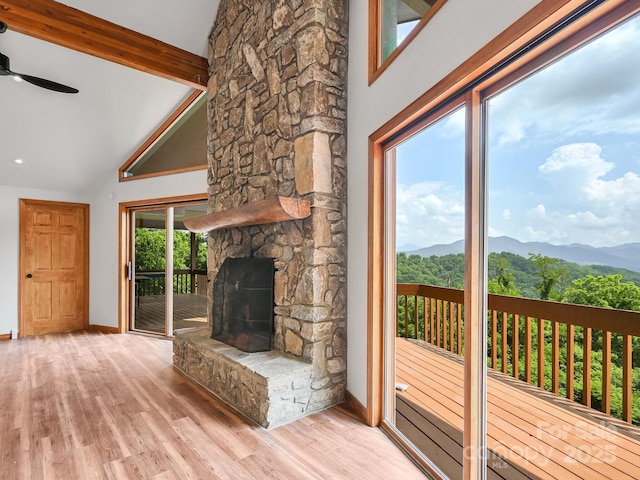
[173,0,348,428]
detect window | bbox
[119,91,207,181]
[369,1,640,478]
[369,0,448,84]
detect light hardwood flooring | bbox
[0,331,427,480]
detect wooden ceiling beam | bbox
[0,0,208,90]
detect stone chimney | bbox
[174,0,348,428]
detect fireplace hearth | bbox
[212,257,275,353]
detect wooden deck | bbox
[133,293,207,334]
[396,338,640,479]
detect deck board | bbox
[133,293,207,334]
[396,338,640,480]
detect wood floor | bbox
[396,338,640,480]
[0,331,427,480]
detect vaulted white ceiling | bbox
[0,0,219,193]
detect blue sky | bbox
[395,13,640,249]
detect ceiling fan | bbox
[0,21,79,94]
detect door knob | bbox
[26,273,33,278]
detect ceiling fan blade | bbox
[15,72,79,94]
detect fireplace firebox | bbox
[212,257,275,352]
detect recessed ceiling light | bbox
[13,158,24,165]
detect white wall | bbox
[89,169,207,328]
[0,186,87,337]
[346,0,540,405]
[0,170,207,337]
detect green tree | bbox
[488,256,520,296]
[135,228,166,271]
[529,253,568,300]
[562,274,640,311]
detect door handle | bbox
[26,273,33,278]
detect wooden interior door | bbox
[19,199,89,337]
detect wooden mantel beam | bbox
[183,197,311,233]
[0,0,208,90]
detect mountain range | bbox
[404,236,640,273]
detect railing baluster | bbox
[602,330,611,415]
[414,295,419,340]
[443,301,448,351]
[502,312,508,374]
[415,296,424,340]
[538,318,545,389]
[567,325,574,401]
[525,316,532,384]
[457,304,462,355]
[436,300,442,348]
[583,327,592,407]
[449,302,455,353]
[491,310,498,369]
[429,298,435,344]
[404,295,408,338]
[551,320,559,394]
[623,334,633,423]
[512,314,519,380]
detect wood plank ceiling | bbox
[0,0,208,89]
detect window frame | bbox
[368,0,448,85]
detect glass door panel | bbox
[173,204,208,332]
[485,14,640,477]
[132,209,167,334]
[386,105,466,478]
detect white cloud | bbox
[395,180,464,247]
[586,171,640,205]
[519,142,640,246]
[502,209,511,220]
[489,16,640,146]
[533,204,546,216]
[538,143,613,177]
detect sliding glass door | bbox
[128,202,208,336]
[378,5,640,479]
[132,208,168,334]
[383,104,466,479]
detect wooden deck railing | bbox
[136,270,207,296]
[397,283,640,424]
